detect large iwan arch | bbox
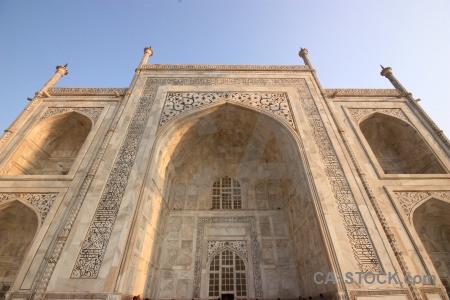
[125,103,334,299]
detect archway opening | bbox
[135,104,333,299]
[360,113,445,174]
[0,201,39,291]
[413,198,450,297]
[5,112,92,175]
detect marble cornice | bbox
[47,87,128,96]
[139,64,311,71]
[325,88,400,97]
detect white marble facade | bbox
[0,51,449,300]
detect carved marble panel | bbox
[160,92,296,130]
[47,87,128,96]
[348,108,410,124]
[394,191,450,218]
[207,240,247,260]
[324,88,399,97]
[0,193,57,222]
[40,107,104,124]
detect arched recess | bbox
[129,102,334,299]
[0,200,39,289]
[207,248,248,299]
[360,113,446,174]
[4,112,92,175]
[413,198,450,296]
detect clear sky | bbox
[0,1,449,137]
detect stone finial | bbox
[144,46,153,56]
[380,65,393,77]
[380,65,407,92]
[298,47,312,68]
[56,64,69,76]
[298,47,309,58]
[139,46,153,66]
[35,64,69,97]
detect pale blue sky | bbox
[1,1,449,136]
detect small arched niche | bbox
[0,200,39,287]
[5,112,92,175]
[413,198,450,295]
[360,113,446,174]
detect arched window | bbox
[212,176,241,209]
[208,249,247,299]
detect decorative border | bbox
[394,191,450,218]
[0,193,57,223]
[349,289,412,300]
[297,81,382,272]
[348,108,410,124]
[71,80,157,278]
[325,88,400,97]
[39,108,104,124]
[140,64,310,71]
[193,217,261,298]
[160,92,296,130]
[47,88,127,96]
[72,77,381,279]
[45,293,107,300]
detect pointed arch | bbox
[0,200,39,286]
[359,112,446,174]
[4,111,92,175]
[412,198,450,295]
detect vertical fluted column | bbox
[36,64,68,97]
[138,46,153,67]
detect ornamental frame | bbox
[71,76,381,281]
[193,217,261,298]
